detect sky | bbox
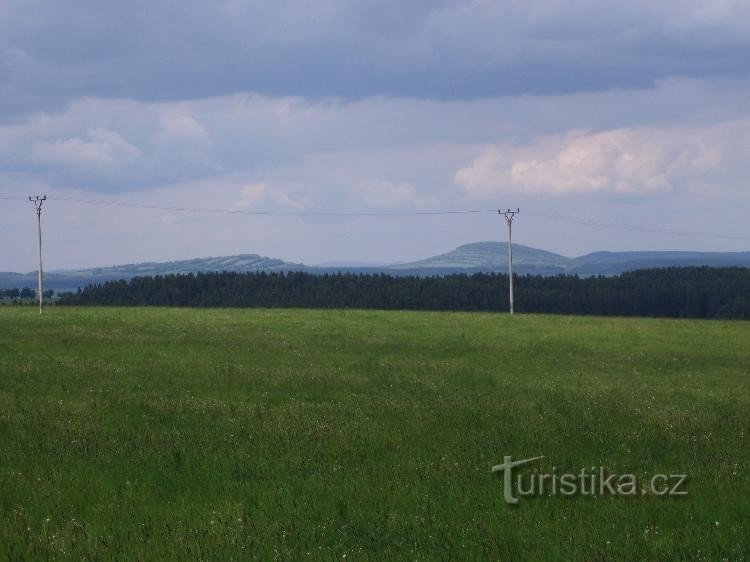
[1,0,749,271]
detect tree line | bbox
[0,288,53,300]
[56,267,750,319]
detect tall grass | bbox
[1,307,747,559]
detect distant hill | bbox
[315,260,388,268]
[58,254,301,277]
[389,242,571,273]
[572,250,750,275]
[0,254,304,291]
[388,242,750,275]
[2,243,749,290]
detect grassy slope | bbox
[0,308,747,560]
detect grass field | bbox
[1,307,748,560]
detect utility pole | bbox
[499,208,519,315]
[29,195,46,314]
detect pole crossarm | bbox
[500,208,519,225]
[29,195,46,214]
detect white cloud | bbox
[31,128,141,171]
[269,190,313,209]
[356,180,438,208]
[231,182,267,209]
[154,111,211,145]
[2,77,748,195]
[231,181,313,210]
[454,122,745,197]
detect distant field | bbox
[1,307,748,560]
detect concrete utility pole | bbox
[29,195,46,314]
[499,208,519,315]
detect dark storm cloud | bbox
[1,0,750,118]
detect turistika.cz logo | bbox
[491,456,688,505]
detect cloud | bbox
[31,128,140,171]
[1,79,748,206]
[231,181,313,210]
[270,191,313,210]
[231,183,267,209]
[1,78,750,271]
[2,0,750,118]
[154,112,211,145]
[356,180,438,208]
[454,121,747,196]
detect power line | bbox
[47,195,496,217]
[2,192,748,241]
[523,208,750,242]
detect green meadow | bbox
[1,307,748,560]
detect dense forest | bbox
[56,267,750,319]
[0,287,37,299]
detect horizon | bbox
[3,239,750,275]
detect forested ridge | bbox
[55,267,750,319]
